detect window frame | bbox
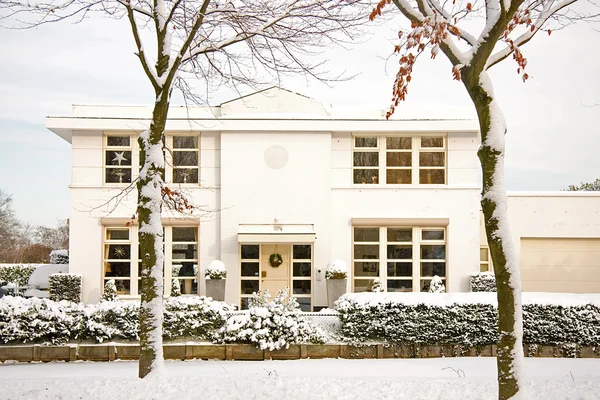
[352,134,447,186]
[480,246,493,272]
[165,134,200,185]
[103,134,135,185]
[352,226,447,293]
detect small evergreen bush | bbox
[205,260,227,279]
[49,250,69,265]
[326,259,348,279]
[470,272,496,292]
[429,275,446,293]
[0,264,38,286]
[170,278,181,297]
[102,279,118,301]
[49,273,82,303]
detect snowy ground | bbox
[1,357,600,400]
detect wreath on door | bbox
[269,253,283,268]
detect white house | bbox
[46,87,600,308]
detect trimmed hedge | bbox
[336,293,600,347]
[470,272,496,292]
[0,296,232,344]
[49,273,82,303]
[0,264,38,286]
[49,250,69,265]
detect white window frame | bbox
[480,246,493,272]
[103,134,136,185]
[165,134,200,185]
[352,226,447,292]
[352,135,447,186]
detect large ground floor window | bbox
[353,226,446,292]
[239,243,313,311]
[103,225,199,297]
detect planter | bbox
[205,279,226,301]
[326,278,347,308]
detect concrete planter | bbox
[205,279,226,301]
[326,278,347,308]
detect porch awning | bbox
[237,223,316,244]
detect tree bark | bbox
[466,76,525,400]
[137,95,169,379]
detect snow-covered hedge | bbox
[49,273,82,303]
[49,250,69,265]
[470,272,496,292]
[0,296,232,344]
[0,264,39,286]
[336,292,600,347]
[217,290,325,350]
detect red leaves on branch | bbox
[162,186,193,213]
[369,0,392,21]
[452,65,462,81]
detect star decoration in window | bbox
[113,246,127,258]
[112,151,127,165]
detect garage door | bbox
[520,238,600,293]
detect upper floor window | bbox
[172,136,199,184]
[353,136,446,185]
[105,135,132,184]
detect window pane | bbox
[241,280,259,294]
[107,229,129,240]
[420,278,445,292]
[387,262,412,277]
[105,168,132,183]
[386,152,412,167]
[174,152,198,167]
[386,137,411,150]
[387,280,412,292]
[354,169,379,184]
[354,228,379,242]
[241,245,260,260]
[293,262,311,277]
[172,262,197,278]
[421,137,444,148]
[106,151,132,166]
[174,278,198,295]
[354,261,379,277]
[293,245,311,260]
[480,263,489,272]
[422,229,444,240]
[419,152,445,167]
[387,245,412,260]
[355,137,377,148]
[353,152,378,167]
[387,228,412,242]
[480,248,489,261]
[421,245,446,260]
[240,297,250,310]
[419,169,445,184]
[386,169,411,184]
[241,262,259,277]
[173,227,196,242]
[107,136,130,147]
[354,244,379,259]
[106,244,131,260]
[173,168,199,184]
[173,136,198,149]
[293,280,311,295]
[107,279,130,295]
[105,262,130,277]
[172,244,197,259]
[421,262,446,276]
[354,279,375,293]
[297,297,312,312]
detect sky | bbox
[0,6,599,227]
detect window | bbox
[103,225,199,298]
[240,244,260,310]
[353,136,446,185]
[105,135,132,183]
[292,245,312,311]
[172,136,199,184]
[480,246,492,272]
[352,226,446,292]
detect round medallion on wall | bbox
[264,145,289,170]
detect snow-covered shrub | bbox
[49,250,69,265]
[470,272,496,292]
[336,292,600,347]
[85,300,140,342]
[217,290,325,350]
[205,260,227,279]
[428,276,446,293]
[170,278,181,297]
[49,273,82,303]
[163,296,231,340]
[102,279,118,302]
[371,278,383,292]
[326,259,347,279]
[0,264,38,286]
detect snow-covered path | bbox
[1,358,599,399]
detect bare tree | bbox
[370,0,598,398]
[0,189,21,263]
[1,0,371,378]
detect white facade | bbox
[48,87,600,306]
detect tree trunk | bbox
[466,73,525,400]
[137,95,169,379]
